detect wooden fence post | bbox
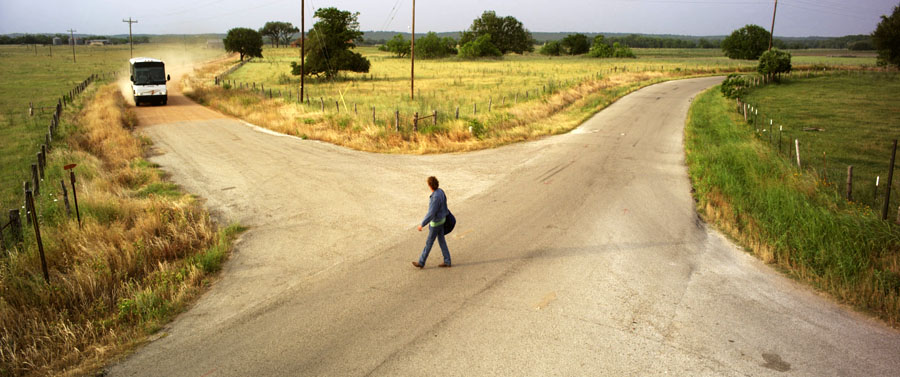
[8,209,22,243]
[25,190,49,283]
[31,164,40,196]
[61,180,71,215]
[70,170,81,228]
[395,110,399,131]
[335,101,339,112]
[321,98,325,112]
[846,166,853,202]
[882,139,897,221]
[433,110,437,126]
[455,106,459,120]
[795,139,801,169]
[413,112,419,132]
[489,97,492,112]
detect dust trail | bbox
[116,45,232,105]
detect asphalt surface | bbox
[108,76,900,376]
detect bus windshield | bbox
[133,62,166,85]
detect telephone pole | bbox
[769,0,778,51]
[410,0,415,100]
[123,17,138,58]
[300,0,305,102]
[67,29,77,63]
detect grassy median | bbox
[685,84,900,325]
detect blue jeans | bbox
[419,224,451,266]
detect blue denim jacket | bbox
[421,188,449,228]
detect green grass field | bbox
[742,72,900,215]
[0,43,224,212]
[685,85,900,325]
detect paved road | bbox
[109,76,900,376]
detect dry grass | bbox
[0,84,239,376]
[185,47,752,154]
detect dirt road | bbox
[109,77,900,376]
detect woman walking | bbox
[412,176,452,268]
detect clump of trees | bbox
[224,27,263,61]
[459,34,502,59]
[379,32,457,59]
[757,48,792,82]
[415,32,458,58]
[587,36,635,58]
[721,24,771,60]
[380,34,410,57]
[539,41,562,56]
[458,11,534,58]
[259,21,299,47]
[873,3,900,68]
[561,34,590,55]
[291,7,370,78]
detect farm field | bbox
[191,46,760,153]
[0,43,225,211]
[742,72,900,214]
[191,46,878,154]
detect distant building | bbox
[206,39,224,49]
[88,39,110,46]
[52,37,62,45]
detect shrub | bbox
[757,48,792,82]
[539,41,562,56]
[720,74,747,99]
[458,34,502,59]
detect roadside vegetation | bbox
[0,45,238,376]
[685,83,900,325]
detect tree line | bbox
[0,34,150,45]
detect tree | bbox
[458,34,502,59]
[459,11,534,54]
[291,7,370,78]
[587,35,612,58]
[259,21,299,47]
[381,34,410,58]
[224,27,263,61]
[873,4,900,68]
[721,24,771,60]
[539,41,562,56]
[415,32,457,59]
[611,42,636,58]
[561,34,590,55]
[757,48,792,82]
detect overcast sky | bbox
[1,0,896,37]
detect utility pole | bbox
[769,0,778,51]
[123,17,138,58]
[410,0,415,100]
[300,0,305,102]
[67,29,77,63]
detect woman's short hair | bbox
[427,176,439,190]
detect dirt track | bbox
[109,76,900,376]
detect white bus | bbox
[129,57,170,106]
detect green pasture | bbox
[742,72,900,214]
[0,43,224,210]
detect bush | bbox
[588,35,613,58]
[458,34,502,59]
[539,41,562,56]
[561,34,590,55]
[757,48,792,82]
[612,42,636,58]
[415,32,457,59]
[720,74,747,99]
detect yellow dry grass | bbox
[185,47,751,154]
[0,85,229,376]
